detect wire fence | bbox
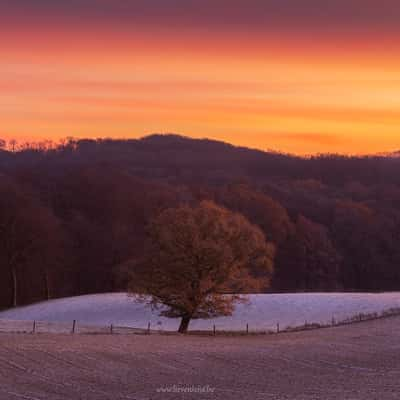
[1,306,400,336]
[0,320,149,335]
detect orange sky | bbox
[1,2,400,155]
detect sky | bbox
[1,0,400,155]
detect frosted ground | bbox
[1,292,400,332]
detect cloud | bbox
[2,0,400,34]
[277,133,346,146]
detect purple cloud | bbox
[1,0,400,33]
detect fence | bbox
[1,306,400,336]
[0,319,149,335]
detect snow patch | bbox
[1,292,400,332]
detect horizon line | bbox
[1,133,399,159]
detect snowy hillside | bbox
[1,292,400,332]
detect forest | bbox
[1,134,400,310]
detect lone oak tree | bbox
[128,201,274,333]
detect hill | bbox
[1,135,400,309]
[2,292,400,332]
[3,134,400,184]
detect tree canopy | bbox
[128,201,274,333]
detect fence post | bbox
[246,323,249,335]
[147,322,151,335]
[277,323,280,333]
[213,324,216,336]
[72,320,76,334]
[110,324,113,334]
[331,316,335,326]
[32,320,36,334]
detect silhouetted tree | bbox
[0,178,62,307]
[332,201,379,289]
[215,183,294,245]
[274,215,340,290]
[8,139,17,153]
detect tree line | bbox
[1,134,400,311]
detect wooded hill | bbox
[1,134,400,309]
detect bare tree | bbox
[8,139,17,153]
[0,179,62,306]
[128,201,274,333]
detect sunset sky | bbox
[1,0,400,155]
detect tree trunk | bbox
[44,270,51,300]
[11,267,18,307]
[178,315,191,334]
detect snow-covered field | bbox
[1,292,400,332]
[3,315,400,399]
